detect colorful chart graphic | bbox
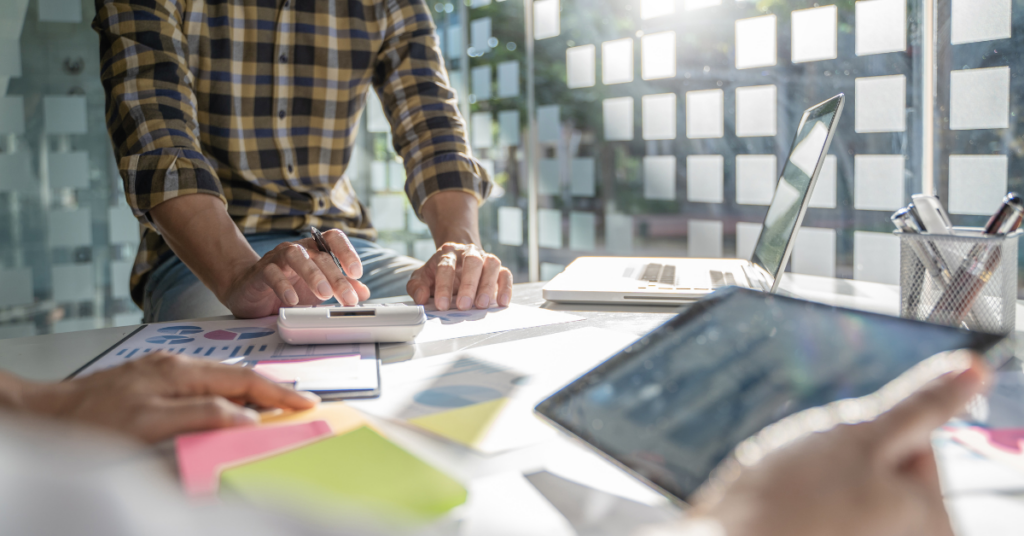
[146,335,194,344]
[158,325,203,335]
[204,327,275,341]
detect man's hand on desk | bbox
[411,191,513,311]
[14,352,319,443]
[638,351,988,536]
[223,229,370,318]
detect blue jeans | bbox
[143,233,423,322]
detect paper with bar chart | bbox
[74,316,375,377]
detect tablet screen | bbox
[536,287,1004,503]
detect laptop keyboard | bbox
[638,263,735,290]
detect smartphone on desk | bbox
[277,304,426,345]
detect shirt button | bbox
[278,110,285,119]
[279,54,287,63]
[287,164,294,173]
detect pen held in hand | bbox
[310,226,344,275]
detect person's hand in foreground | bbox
[641,351,989,536]
[0,352,319,443]
[406,192,513,311]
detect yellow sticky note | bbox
[408,397,508,446]
[220,426,466,523]
[260,402,368,436]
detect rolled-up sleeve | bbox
[373,0,492,217]
[93,0,225,222]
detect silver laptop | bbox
[543,93,845,305]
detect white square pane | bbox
[688,220,723,258]
[854,231,900,285]
[570,157,596,197]
[0,268,32,307]
[566,45,596,89]
[370,160,387,191]
[792,227,836,278]
[470,17,492,52]
[641,31,675,80]
[643,155,676,200]
[735,154,777,206]
[388,160,405,191]
[602,38,634,85]
[686,155,724,203]
[685,0,721,10]
[735,85,776,137]
[539,158,560,195]
[809,155,837,208]
[498,109,521,146]
[48,152,89,189]
[539,209,562,248]
[370,194,405,231]
[606,214,633,253]
[412,239,436,262]
[791,5,837,63]
[498,206,524,246]
[855,75,906,133]
[534,0,560,40]
[365,91,390,133]
[52,264,94,303]
[950,67,1010,130]
[736,222,763,261]
[951,0,1012,45]
[570,212,596,251]
[497,61,520,98]
[854,155,904,210]
[686,89,724,139]
[0,323,37,340]
[0,152,34,193]
[39,0,83,23]
[446,25,463,60]
[641,0,674,19]
[110,261,133,299]
[642,93,676,140]
[603,97,634,141]
[43,95,87,134]
[471,112,493,148]
[0,38,20,78]
[541,262,566,281]
[407,206,429,234]
[49,209,91,247]
[108,206,140,244]
[948,155,1008,215]
[735,15,777,69]
[856,0,906,56]
[537,104,560,142]
[472,65,492,101]
[0,96,25,134]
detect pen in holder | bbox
[898,229,1021,334]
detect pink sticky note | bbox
[175,420,332,496]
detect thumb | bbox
[137,396,259,443]
[872,353,989,460]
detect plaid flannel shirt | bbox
[94,0,491,306]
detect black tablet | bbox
[535,287,1008,504]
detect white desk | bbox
[1,274,1022,535]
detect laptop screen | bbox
[750,95,843,285]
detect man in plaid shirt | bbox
[93,0,512,321]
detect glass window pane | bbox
[854,231,900,285]
[370,194,405,231]
[569,211,596,251]
[792,227,836,278]
[605,214,633,253]
[534,0,560,40]
[602,97,634,141]
[48,209,91,247]
[735,85,776,137]
[951,0,1012,45]
[686,89,723,139]
[855,75,906,133]
[0,269,32,308]
[537,104,561,142]
[471,17,492,52]
[471,112,493,148]
[498,109,521,146]
[642,93,676,140]
[539,209,562,248]
[854,155,904,211]
[948,155,1008,215]
[808,155,837,209]
[570,157,596,197]
[855,0,906,56]
[643,155,676,200]
[48,151,90,189]
[735,154,776,206]
[566,45,596,89]
[688,219,722,258]
[949,67,1010,130]
[641,31,675,81]
[686,155,724,203]
[735,15,776,69]
[736,222,763,261]
[641,0,674,20]
[472,64,492,101]
[43,95,87,134]
[791,5,837,63]
[601,38,634,85]
[498,206,524,246]
[497,60,520,98]
[539,158,560,195]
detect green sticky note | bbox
[219,426,466,522]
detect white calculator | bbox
[277,304,426,344]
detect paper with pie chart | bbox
[75,316,375,378]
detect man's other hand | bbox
[225,229,369,318]
[21,352,319,443]
[406,242,513,311]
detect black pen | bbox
[310,226,344,274]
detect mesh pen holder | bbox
[899,229,1021,334]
